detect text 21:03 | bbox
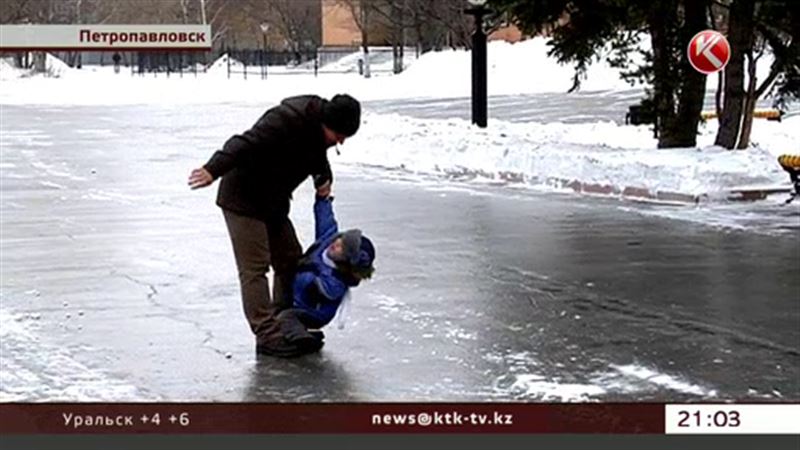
[678,410,741,427]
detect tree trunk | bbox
[714,0,755,149]
[648,1,680,147]
[392,0,402,74]
[648,0,709,148]
[671,0,710,147]
[715,72,723,118]
[710,0,723,118]
[737,50,758,149]
[33,52,47,73]
[180,0,189,24]
[361,4,370,78]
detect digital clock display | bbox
[665,404,800,434]
[678,410,741,428]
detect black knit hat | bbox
[322,94,361,137]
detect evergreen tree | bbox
[489,0,710,149]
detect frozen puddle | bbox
[0,309,152,402]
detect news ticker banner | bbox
[0,25,211,51]
[0,403,798,434]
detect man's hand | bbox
[188,167,214,189]
[316,179,332,198]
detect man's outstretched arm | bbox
[187,109,287,189]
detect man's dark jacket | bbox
[203,95,333,222]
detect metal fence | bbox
[3,46,417,79]
[129,51,210,77]
[222,46,417,79]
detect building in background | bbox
[320,0,524,48]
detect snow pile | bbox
[396,35,772,95]
[44,53,72,77]
[337,113,794,198]
[0,54,72,80]
[396,38,642,97]
[206,53,245,75]
[321,47,414,74]
[0,57,24,81]
[0,53,75,81]
[322,50,371,73]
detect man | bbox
[187,94,361,354]
[112,52,121,74]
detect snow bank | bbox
[0,57,23,80]
[397,38,640,96]
[0,54,72,80]
[206,53,244,75]
[337,113,795,199]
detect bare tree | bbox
[259,0,321,58]
[365,0,419,72]
[202,0,231,44]
[713,0,795,149]
[736,28,790,149]
[0,0,33,23]
[179,0,191,23]
[337,0,375,77]
[411,0,473,50]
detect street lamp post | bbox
[260,22,270,80]
[464,0,489,128]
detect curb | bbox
[568,182,792,204]
[566,181,701,204]
[725,187,792,201]
[451,169,792,204]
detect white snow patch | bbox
[375,294,406,313]
[0,54,72,80]
[30,161,86,180]
[486,350,717,400]
[598,364,718,397]
[39,180,66,189]
[206,53,244,75]
[0,57,26,80]
[497,373,607,401]
[0,309,152,402]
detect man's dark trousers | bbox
[223,209,302,344]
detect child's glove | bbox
[314,175,332,198]
[313,174,330,189]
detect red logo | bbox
[688,30,730,74]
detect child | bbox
[256,193,376,357]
